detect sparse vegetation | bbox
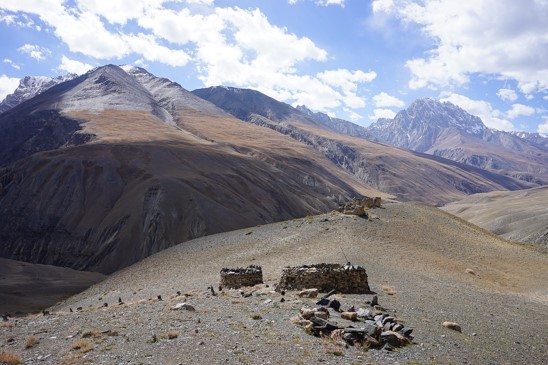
[24,335,39,349]
[0,352,22,365]
[72,339,94,353]
[161,331,179,340]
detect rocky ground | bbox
[1,202,547,364]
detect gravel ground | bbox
[1,202,547,364]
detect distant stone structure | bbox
[220,265,263,289]
[339,197,381,216]
[277,263,370,294]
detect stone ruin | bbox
[276,263,370,294]
[220,265,263,289]
[338,197,381,216]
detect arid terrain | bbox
[443,186,548,248]
[1,202,546,364]
[0,259,105,314]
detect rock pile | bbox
[294,296,413,351]
[220,265,263,289]
[338,197,382,216]
[277,263,370,294]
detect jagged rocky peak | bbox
[367,98,488,151]
[0,73,77,113]
[392,98,486,135]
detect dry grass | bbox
[0,352,22,365]
[71,339,94,353]
[24,335,39,349]
[161,331,179,340]
[59,353,82,365]
[82,330,102,338]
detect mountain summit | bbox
[368,98,486,152]
[368,98,548,184]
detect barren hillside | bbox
[1,202,545,364]
[443,186,548,247]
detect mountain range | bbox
[366,98,548,185]
[0,65,544,275]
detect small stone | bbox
[316,298,330,306]
[328,299,341,311]
[401,327,413,337]
[465,268,476,275]
[280,298,285,302]
[157,295,163,301]
[373,305,386,312]
[392,323,404,332]
[171,303,196,312]
[357,308,373,318]
[300,307,316,320]
[442,321,462,332]
[314,311,329,320]
[381,330,411,347]
[370,295,378,307]
[298,288,319,298]
[263,299,273,305]
[341,312,358,321]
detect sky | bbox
[0,0,547,135]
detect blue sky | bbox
[0,0,547,134]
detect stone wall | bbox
[220,265,263,289]
[277,263,370,294]
[339,197,381,216]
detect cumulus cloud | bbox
[373,0,548,94]
[3,58,20,70]
[58,55,94,74]
[370,108,396,120]
[373,92,405,108]
[17,44,50,61]
[315,0,345,6]
[440,93,515,131]
[538,117,548,136]
[0,75,21,101]
[288,0,345,5]
[497,88,518,102]
[506,103,535,120]
[1,1,375,113]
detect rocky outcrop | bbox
[277,263,370,294]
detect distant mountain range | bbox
[0,65,544,274]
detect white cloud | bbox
[538,117,548,137]
[288,0,345,5]
[373,0,548,94]
[58,55,94,75]
[17,44,51,61]
[506,103,535,120]
[3,58,20,70]
[370,108,396,120]
[0,75,21,101]
[315,0,345,6]
[373,92,405,108]
[123,33,190,67]
[497,88,518,102]
[343,107,363,122]
[440,93,515,131]
[1,2,374,114]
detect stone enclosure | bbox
[220,265,263,289]
[339,197,382,216]
[276,263,370,294]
